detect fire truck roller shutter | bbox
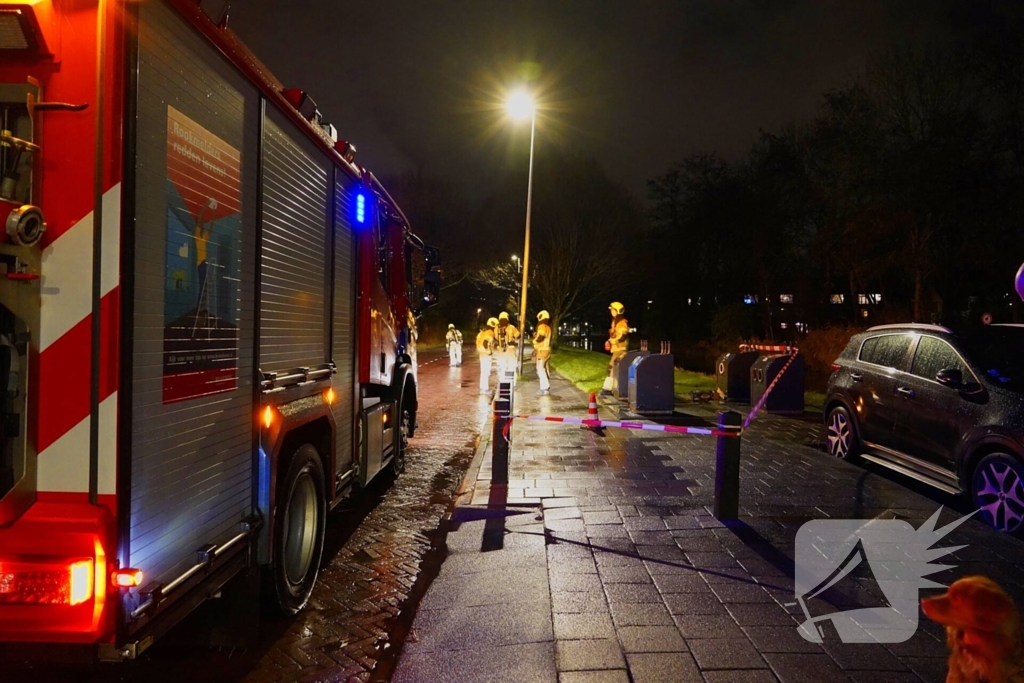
[129,0,259,601]
[330,173,357,482]
[259,108,330,375]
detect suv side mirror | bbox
[936,368,963,388]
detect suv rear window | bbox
[859,334,912,369]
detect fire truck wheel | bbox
[269,444,326,615]
[392,407,410,476]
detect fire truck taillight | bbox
[0,557,95,606]
[262,405,274,429]
[111,568,143,589]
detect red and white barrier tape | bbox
[738,344,799,354]
[506,414,741,438]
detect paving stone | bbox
[673,614,746,639]
[552,573,606,593]
[555,613,616,640]
[404,602,554,653]
[604,583,664,604]
[742,626,823,654]
[394,642,557,683]
[558,671,631,683]
[650,572,711,593]
[615,626,687,653]
[556,639,627,672]
[822,642,910,671]
[597,565,654,584]
[609,602,675,627]
[663,592,729,616]
[709,582,776,604]
[625,652,703,683]
[688,638,768,670]
[846,672,923,683]
[702,671,781,683]
[552,591,613,614]
[762,652,850,683]
[726,603,799,627]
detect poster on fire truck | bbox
[162,106,242,404]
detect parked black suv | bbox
[825,324,1024,534]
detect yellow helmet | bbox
[609,301,625,316]
[448,323,455,329]
[537,310,550,322]
[499,312,510,321]
[486,317,499,328]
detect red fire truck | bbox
[0,0,439,660]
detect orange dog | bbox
[922,576,1024,683]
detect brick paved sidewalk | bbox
[393,362,1024,683]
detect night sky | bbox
[231,0,1017,202]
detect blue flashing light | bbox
[356,193,366,224]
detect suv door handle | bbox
[850,373,863,382]
[897,387,915,399]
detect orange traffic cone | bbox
[585,392,605,435]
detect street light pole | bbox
[516,108,536,377]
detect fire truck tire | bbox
[268,444,327,615]
[392,404,410,476]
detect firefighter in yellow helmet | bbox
[600,301,629,397]
[446,323,464,367]
[476,317,499,395]
[494,311,520,381]
[533,310,553,396]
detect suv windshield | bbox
[959,328,1024,391]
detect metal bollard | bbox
[491,397,510,485]
[713,410,742,522]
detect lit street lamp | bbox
[506,88,536,377]
[476,307,482,330]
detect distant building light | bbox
[779,294,793,304]
[861,309,870,318]
[743,294,757,305]
[873,293,882,304]
[780,322,788,329]
[830,294,845,305]
[858,294,869,305]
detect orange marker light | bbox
[69,560,94,606]
[382,411,389,425]
[325,388,336,405]
[262,405,274,429]
[112,568,144,589]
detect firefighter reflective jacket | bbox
[476,328,495,355]
[446,329,463,345]
[609,316,629,355]
[495,323,519,353]
[533,322,552,353]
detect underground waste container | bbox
[715,350,760,403]
[615,350,649,400]
[628,354,675,415]
[749,353,805,415]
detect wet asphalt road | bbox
[1,349,490,683]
